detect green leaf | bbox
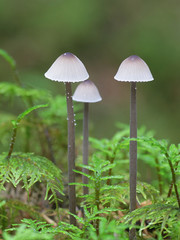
[168,144,179,157]
[12,104,48,129]
[101,175,124,181]
[11,120,16,127]
[0,49,16,69]
[17,104,48,123]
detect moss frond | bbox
[0,152,63,204]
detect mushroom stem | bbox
[129,82,137,240]
[65,82,76,226]
[83,102,89,196]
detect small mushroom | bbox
[114,55,153,240]
[73,80,102,196]
[45,52,89,225]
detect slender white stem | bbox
[129,82,137,240]
[83,102,89,195]
[65,82,76,226]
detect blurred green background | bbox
[0,0,180,143]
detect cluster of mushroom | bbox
[44,53,154,232]
[45,52,102,225]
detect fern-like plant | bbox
[3,224,54,240]
[136,137,180,206]
[5,218,83,240]
[0,104,64,224]
[0,152,63,205]
[72,154,125,234]
[124,201,180,239]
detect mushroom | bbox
[73,80,102,196]
[114,55,153,239]
[45,52,89,225]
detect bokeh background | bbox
[0,0,180,144]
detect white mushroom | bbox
[114,55,154,240]
[45,52,89,226]
[73,80,102,196]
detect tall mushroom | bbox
[44,52,89,225]
[73,80,102,196]
[114,55,153,239]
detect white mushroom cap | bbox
[114,55,154,82]
[44,52,89,82]
[72,80,102,103]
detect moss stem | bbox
[6,127,17,161]
[166,154,180,208]
[167,161,179,198]
[95,180,100,235]
[155,158,163,195]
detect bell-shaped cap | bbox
[114,55,154,82]
[44,52,89,82]
[72,80,102,103]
